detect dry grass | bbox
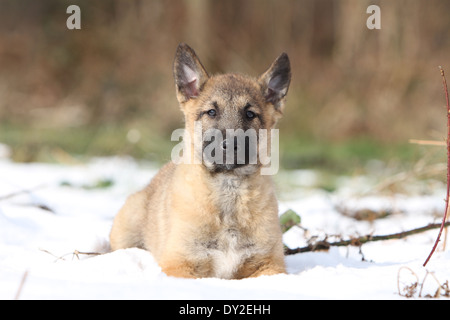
[398,267,450,298]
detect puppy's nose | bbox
[221,138,239,151]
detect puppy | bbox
[110,43,291,279]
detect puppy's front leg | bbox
[248,263,286,277]
[238,255,286,278]
[160,260,197,278]
[160,256,212,279]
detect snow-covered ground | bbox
[1,145,449,300]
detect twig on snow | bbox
[285,222,450,255]
[39,248,102,262]
[14,270,29,300]
[0,185,46,201]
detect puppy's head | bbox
[173,43,290,175]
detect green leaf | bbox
[280,209,301,233]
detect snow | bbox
[1,146,449,300]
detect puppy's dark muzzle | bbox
[203,134,256,172]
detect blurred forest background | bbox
[0,0,449,172]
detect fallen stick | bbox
[0,185,46,201]
[285,222,450,255]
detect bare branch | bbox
[285,222,450,255]
[423,66,450,266]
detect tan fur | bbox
[110,44,291,279]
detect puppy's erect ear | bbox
[173,43,209,103]
[259,53,291,110]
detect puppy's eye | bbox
[207,109,216,117]
[246,110,256,119]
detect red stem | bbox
[423,66,450,267]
